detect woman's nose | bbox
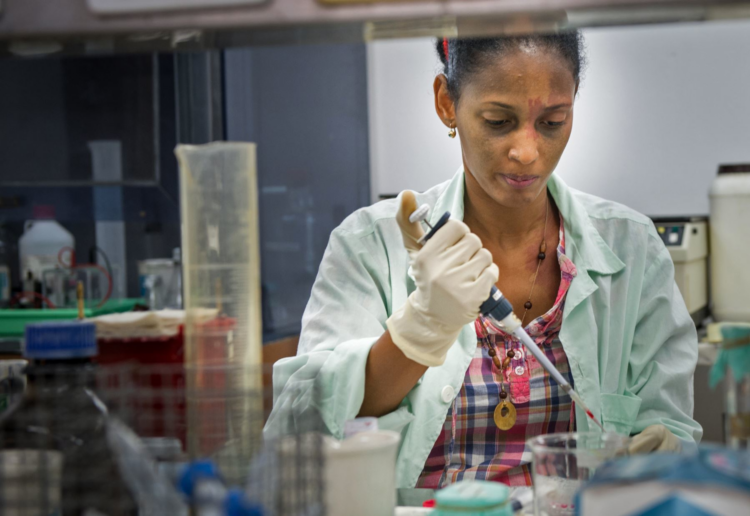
[508,135,539,165]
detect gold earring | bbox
[448,125,457,138]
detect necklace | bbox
[520,196,550,327]
[483,196,550,431]
[487,334,518,430]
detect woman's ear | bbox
[433,75,456,128]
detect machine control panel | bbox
[656,223,686,247]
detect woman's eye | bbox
[485,119,509,127]
[543,120,566,127]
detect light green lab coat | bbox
[265,170,703,487]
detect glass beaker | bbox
[528,432,629,516]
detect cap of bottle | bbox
[24,321,98,359]
[224,488,264,516]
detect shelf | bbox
[1,0,749,54]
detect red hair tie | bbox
[443,37,449,61]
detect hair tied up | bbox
[443,37,449,61]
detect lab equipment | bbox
[179,460,229,516]
[18,205,75,283]
[0,321,138,515]
[324,430,401,516]
[709,323,750,449]
[510,487,534,513]
[710,164,750,323]
[176,142,263,483]
[651,216,709,325]
[433,480,513,516]
[180,461,264,516]
[138,249,183,310]
[575,446,750,516]
[410,204,605,432]
[41,264,112,309]
[0,449,64,516]
[0,226,10,307]
[528,432,629,516]
[0,360,26,414]
[245,431,326,516]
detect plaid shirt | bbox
[417,216,578,488]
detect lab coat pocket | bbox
[600,393,642,436]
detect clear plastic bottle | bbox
[0,321,137,515]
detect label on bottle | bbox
[22,255,59,282]
[0,450,63,516]
[0,265,9,304]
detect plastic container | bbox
[18,206,75,282]
[709,323,750,449]
[97,329,187,445]
[0,321,137,515]
[528,432,629,516]
[324,430,401,516]
[0,298,144,338]
[710,164,750,322]
[138,253,182,310]
[176,142,262,481]
[0,449,64,516]
[433,480,512,516]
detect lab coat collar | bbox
[547,174,626,276]
[432,169,625,277]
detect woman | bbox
[266,32,702,488]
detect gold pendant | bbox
[494,400,517,430]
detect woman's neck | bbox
[463,174,550,252]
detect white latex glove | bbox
[386,192,499,367]
[628,424,682,454]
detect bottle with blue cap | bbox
[0,321,137,515]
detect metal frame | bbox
[174,51,225,145]
[1,0,750,54]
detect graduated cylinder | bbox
[175,142,263,478]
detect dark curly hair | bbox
[436,32,586,101]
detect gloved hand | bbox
[386,192,499,367]
[628,424,682,454]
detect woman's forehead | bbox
[461,49,576,105]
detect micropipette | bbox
[410,205,605,432]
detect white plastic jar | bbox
[709,164,750,323]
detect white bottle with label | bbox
[18,206,75,282]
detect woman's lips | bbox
[501,174,539,189]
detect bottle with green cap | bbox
[0,321,137,516]
[433,480,513,516]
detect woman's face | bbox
[436,46,577,208]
